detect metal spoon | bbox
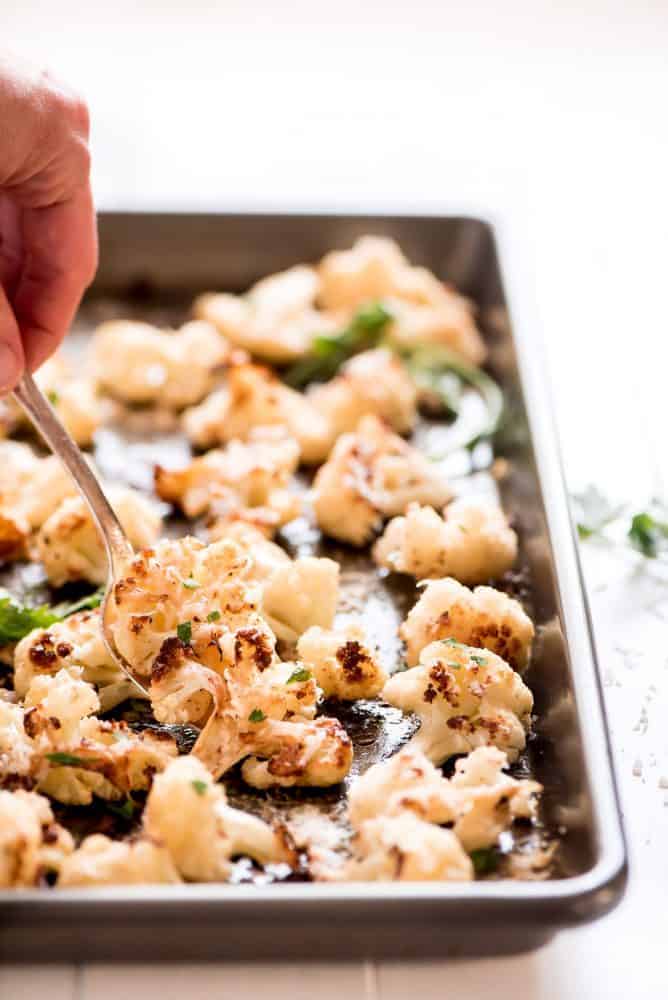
[13,372,149,696]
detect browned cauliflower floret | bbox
[0,699,36,785]
[343,813,473,882]
[0,789,73,887]
[91,319,230,408]
[20,667,178,805]
[35,487,163,587]
[194,265,336,364]
[13,610,127,711]
[58,835,180,887]
[382,640,533,765]
[348,746,540,852]
[155,428,301,536]
[182,363,333,464]
[297,625,387,700]
[400,577,534,668]
[373,498,518,584]
[312,415,452,545]
[144,756,293,880]
[317,236,486,365]
[308,348,418,436]
[0,443,77,562]
[238,717,353,790]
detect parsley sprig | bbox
[0,587,104,647]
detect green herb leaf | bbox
[248,708,266,723]
[447,662,462,670]
[107,798,136,820]
[470,847,499,876]
[571,486,624,540]
[207,610,221,622]
[0,587,105,647]
[47,389,60,406]
[442,638,462,647]
[287,667,312,684]
[284,302,392,388]
[177,621,192,644]
[470,655,487,666]
[182,578,199,590]
[45,752,97,767]
[191,779,208,796]
[628,511,668,558]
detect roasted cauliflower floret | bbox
[13,610,125,708]
[400,577,534,669]
[194,265,336,364]
[155,428,301,536]
[385,295,486,366]
[144,756,293,880]
[35,487,163,587]
[0,790,73,887]
[343,813,473,882]
[35,354,107,447]
[308,348,418,436]
[260,555,339,643]
[0,699,36,785]
[58,834,180,887]
[91,319,230,408]
[182,362,333,464]
[348,746,540,852]
[318,236,413,311]
[373,498,518,584]
[239,717,353,790]
[20,667,178,805]
[382,640,533,765]
[297,625,387,700]
[0,443,78,561]
[312,415,452,545]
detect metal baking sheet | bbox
[0,211,627,961]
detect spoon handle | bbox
[12,372,132,572]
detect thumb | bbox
[0,284,24,392]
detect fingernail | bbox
[0,341,22,393]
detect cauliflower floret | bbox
[194,265,337,363]
[297,625,387,700]
[308,349,418,436]
[91,319,230,408]
[261,555,339,643]
[0,790,74,887]
[155,428,301,536]
[13,610,126,708]
[348,746,540,853]
[317,236,411,311]
[107,536,264,681]
[182,363,333,464]
[0,444,78,561]
[0,699,36,784]
[144,756,293,880]
[189,627,350,786]
[400,577,534,669]
[312,415,452,545]
[373,498,518,584]
[382,640,533,765]
[58,834,180,887]
[35,487,163,587]
[20,667,178,805]
[35,354,107,447]
[343,813,473,882]
[384,295,486,366]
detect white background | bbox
[2,2,668,997]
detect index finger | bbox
[11,182,98,371]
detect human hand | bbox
[0,55,97,391]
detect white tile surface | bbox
[3,2,668,998]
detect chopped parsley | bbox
[45,752,96,767]
[107,798,136,821]
[182,577,200,590]
[0,586,103,647]
[571,485,625,540]
[470,654,487,666]
[442,638,463,647]
[207,610,221,622]
[447,662,462,670]
[628,511,668,558]
[287,667,311,684]
[470,847,499,876]
[191,779,208,796]
[177,620,192,644]
[47,389,60,406]
[248,708,266,723]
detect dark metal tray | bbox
[0,211,627,961]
